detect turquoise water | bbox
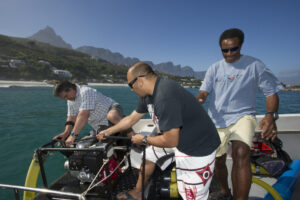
[0,86,300,199]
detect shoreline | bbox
[0,80,127,87]
[1,80,299,91]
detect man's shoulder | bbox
[242,55,264,64]
[157,77,178,88]
[208,59,228,71]
[160,77,182,91]
[154,78,182,99]
[240,55,267,72]
[211,59,225,67]
[78,86,97,95]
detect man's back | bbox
[67,86,116,129]
[139,77,220,156]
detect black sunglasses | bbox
[221,46,240,53]
[128,75,146,88]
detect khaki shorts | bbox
[216,115,257,157]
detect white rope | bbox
[80,155,127,197]
[80,158,109,197]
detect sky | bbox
[1,0,300,76]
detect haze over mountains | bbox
[27,26,299,84]
[28,26,206,79]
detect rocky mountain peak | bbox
[28,26,72,49]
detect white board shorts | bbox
[146,146,217,200]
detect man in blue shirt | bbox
[197,28,282,200]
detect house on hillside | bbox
[53,69,72,78]
[38,60,52,66]
[0,58,9,68]
[9,59,26,68]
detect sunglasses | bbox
[221,46,240,53]
[128,75,146,88]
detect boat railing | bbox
[0,183,86,200]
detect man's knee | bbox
[107,110,122,124]
[231,141,250,162]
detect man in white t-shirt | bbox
[197,28,282,200]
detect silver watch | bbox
[70,131,77,137]
[142,136,148,145]
[265,112,279,121]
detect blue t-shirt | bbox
[200,55,282,128]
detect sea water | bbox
[0,86,299,199]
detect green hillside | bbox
[0,34,202,87]
[0,34,128,82]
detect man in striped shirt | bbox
[53,80,123,146]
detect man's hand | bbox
[258,114,277,140]
[53,132,69,141]
[131,134,144,145]
[65,135,76,147]
[96,129,111,141]
[196,91,209,104]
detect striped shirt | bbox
[67,86,116,130]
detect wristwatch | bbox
[265,112,279,121]
[70,131,78,137]
[142,136,148,146]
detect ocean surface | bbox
[0,85,300,199]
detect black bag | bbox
[271,137,293,167]
[251,137,292,178]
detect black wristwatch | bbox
[70,131,78,137]
[265,112,279,121]
[142,136,148,146]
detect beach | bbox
[0,80,127,87]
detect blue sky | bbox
[1,0,300,75]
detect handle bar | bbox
[103,135,132,140]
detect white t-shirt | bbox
[200,55,282,128]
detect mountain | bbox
[28,26,72,49]
[0,34,128,82]
[28,27,205,79]
[76,46,139,66]
[77,46,206,79]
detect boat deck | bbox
[34,169,139,200]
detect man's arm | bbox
[196,90,209,104]
[97,110,145,140]
[72,110,90,135]
[65,110,90,146]
[131,128,180,148]
[258,93,279,140]
[53,116,76,140]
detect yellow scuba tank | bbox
[23,153,41,200]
